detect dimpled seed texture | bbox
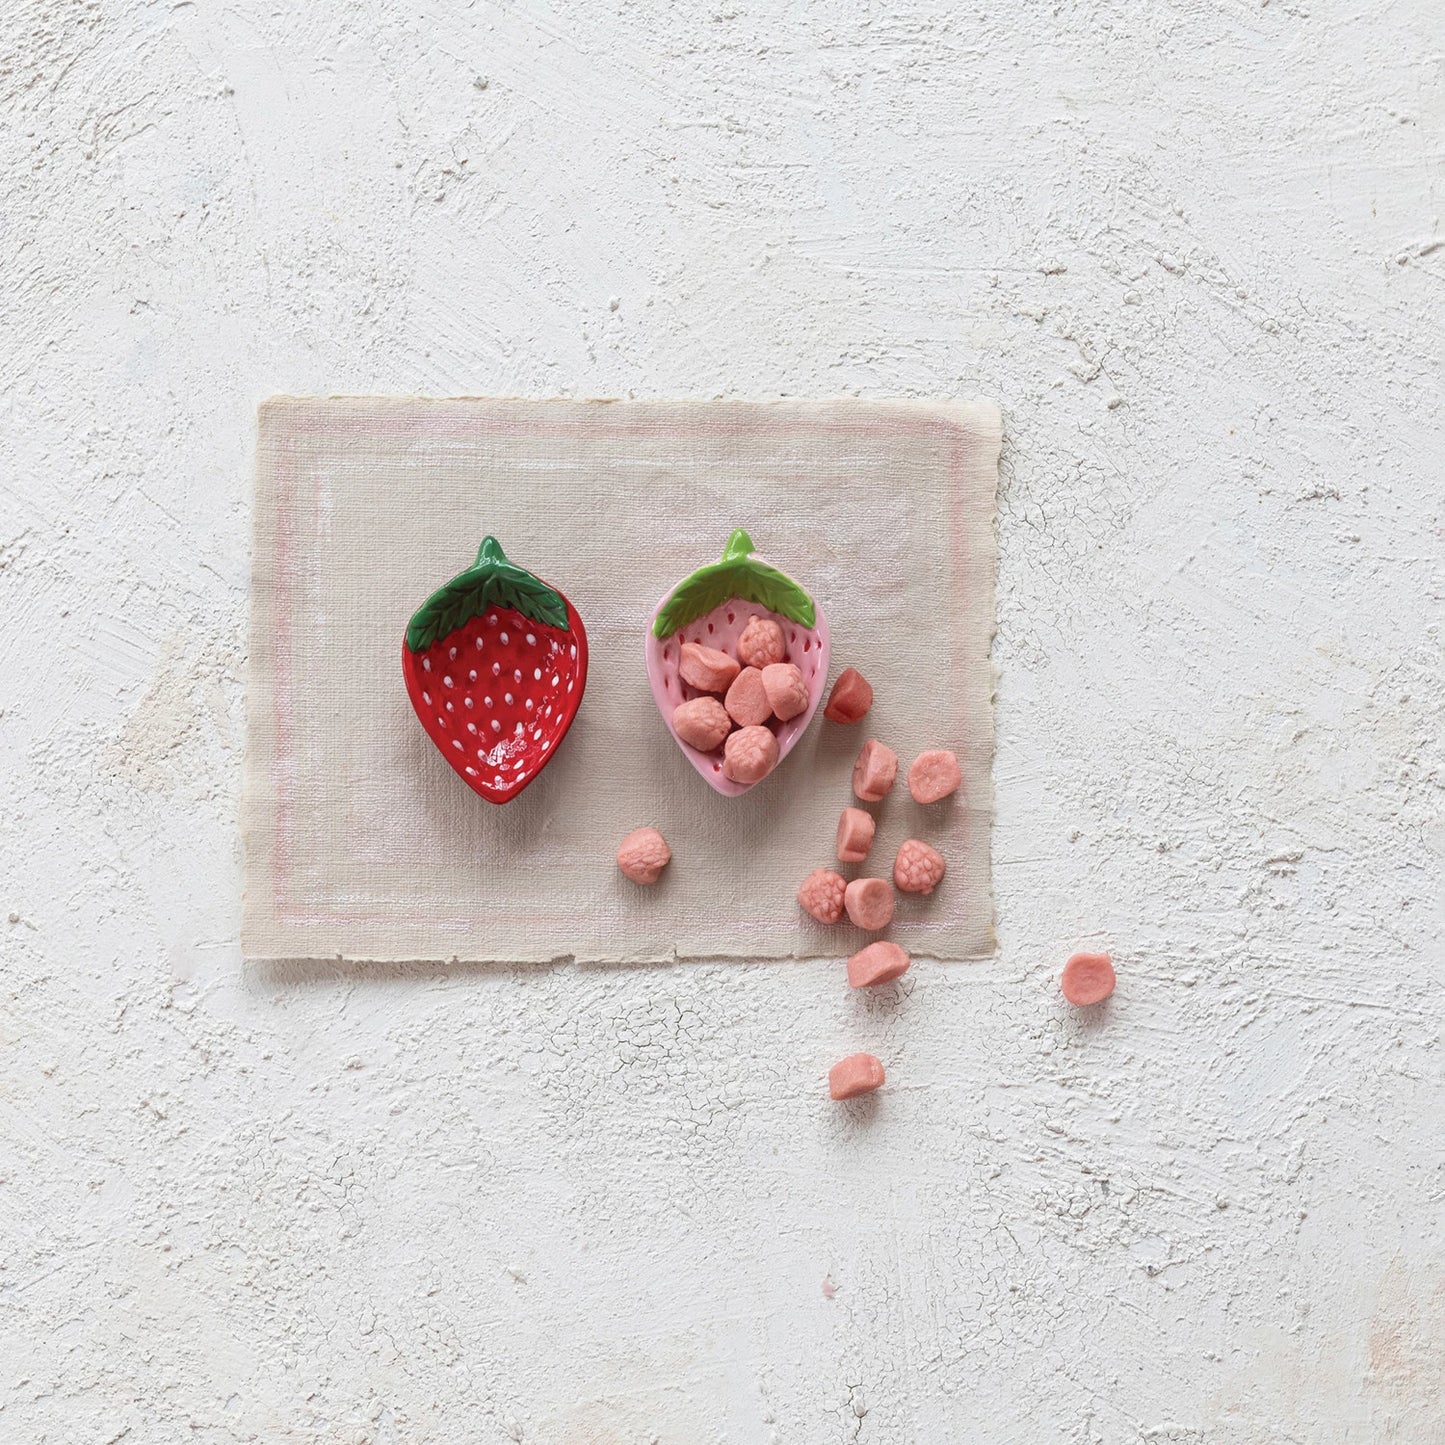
[760,662,808,722]
[724,666,773,727]
[844,877,895,931]
[678,641,741,693]
[1061,951,1116,1006]
[836,806,876,863]
[736,614,787,669]
[852,739,899,802]
[797,868,847,924]
[829,1053,886,1100]
[823,666,873,724]
[670,696,732,752]
[894,839,946,895]
[907,748,962,804]
[722,724,779,784]
[846,941,911,988]
[616,827,671,885]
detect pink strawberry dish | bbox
[646,529,830,796]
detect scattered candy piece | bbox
[797,868,847,924]
[616,827,671,884]
[851,739,899,802]
[761,662,808,722]
[894,839,945,895]
[679,641,741,694]
[843,877,895,931]
[829,1052,885,1100]
[670,696,732,751]
[907,748,962,804]
[836,806,876,863]
[847,941,910,988]
[736,614,787,669]
[723,724,779,784]
[824,667,873,724]
[1061,951,1116,1006]
[724,666,772,727]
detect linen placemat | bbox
[242,397,1000,963]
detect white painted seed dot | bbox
[488,613,498,627]
[422,691,431,704]
[492,662,501,676]
[500,631,509,644]
[469,670,477,681]
[567,680,574,692]
[464,697,473,707]
[475,636,484,650]
[514,722,524,735]
[452,739,462,750]
[504,692,513,704]
[422,658,431,672]
[477,748,486,759]
[467,722,477,734]
[445,701,453,711]
[513,759,524,769]
[525,633,536,645]
[514,668,522,682]
[494,773,504,784]
[551,674,559,686]
[449,646,457,660]
[484,696,493,707]
[541,740,550,750]
[435,715,447,729]
[491,720,501,732]
[465,767,478,776]
[533,668,542,680]
[570,644,577,659]
[443,676,453,687]
[525,698,533,710]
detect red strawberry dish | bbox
[402,537,587,803]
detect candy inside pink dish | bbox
[646,529,831,796]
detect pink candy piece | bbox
[736,614,787,669]
[616,826,671,884]
[851,739,899,802]
[843,877,895,931]
[829,1052,885,1100]
[824,667,873,724]
[723,724,778,784]
[908,749,962,804]
[1061,951,1116,1006]
[724,666,772,727]
[847,941,910,988]
[836,806,876,863]
[678,642,740,694]
[894,839,945,895]
[797,868,846,924]
[761,662,808,722]
[670,696,732,752]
